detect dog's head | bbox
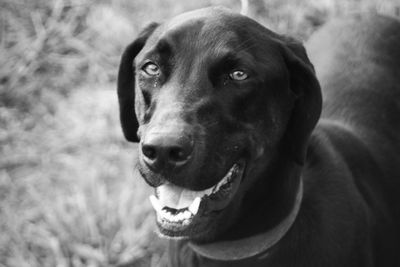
[118,7,321,242]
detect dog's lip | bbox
[148,159,246,233]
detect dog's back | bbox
[306,14,400,266]
[307,14,400,151]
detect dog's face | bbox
[118,7,321,242]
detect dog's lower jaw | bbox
[154,194,243,243]
[150,160,246,239]
[188,177,304,261]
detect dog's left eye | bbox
[142,62,160,77]
[229,70,248,81]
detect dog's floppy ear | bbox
[281,38,322,164]
[117,22,159,142]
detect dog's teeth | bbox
[170,214,177,222]
[160,209,167,219]
[156,205,194,223]
[177,212,185,221]
[204,187,214,196]
[152,163,241,222]
[203,164,238,196]
[183,210,191,219]
[163,210,173,221]
[189,197,201,215]
[214,171,230,192]
[149,195,162,213]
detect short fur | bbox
[117,8,400,267]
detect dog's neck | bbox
[188,176,304,261]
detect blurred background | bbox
[0,0,399,266]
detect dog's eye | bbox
[142,62,160,77]
[229,70,248,81]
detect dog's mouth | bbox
[148,160,246,237]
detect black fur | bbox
[117,8,400,267]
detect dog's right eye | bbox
[229,70,248,81]
[142,62,160,77]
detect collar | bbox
[188,178,303,261]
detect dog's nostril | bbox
[142,144,157,160]
[141,133,193,169]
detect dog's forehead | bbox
[138,7,283,69]
[155,7,243,49]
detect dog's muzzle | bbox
[149,160,246,233]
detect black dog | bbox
[117,7,400,266]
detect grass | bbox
[0,0,399,266]
[1,88,156,266]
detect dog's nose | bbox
[141,134,193,170]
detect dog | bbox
[117,7,400,266]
